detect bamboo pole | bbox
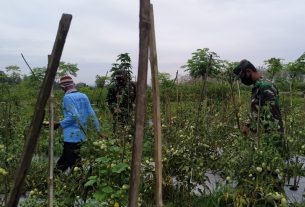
[202,55,212,108]
[6,14,72,207]
[128,1,150,206]
[48,88,54,207]
[48,55,54,207]
[198,55,212,111]
[21,53,36,79]
[149,4,163,207]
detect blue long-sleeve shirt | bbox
[60,91,100,143]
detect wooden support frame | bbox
[128,0,150,206]
[5,14,72,207]
[149,4,163,207]
[48,86,54,207]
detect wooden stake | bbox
[149,4,163,207]
[202,55,212,108]
[198,55,212,112]
[237,80,241,102]
[229,81,240,129]
[128,0,150,206]
[48,87,54,207]
[48,55,54,207]
[6,14,72,207]
[21,53,36,79]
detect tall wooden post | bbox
[5,14,72,207]
[128,0,150,206]
[149,4,163,207]
[198,55,212,111]
[48,53,54,207]
[48,87,54,207]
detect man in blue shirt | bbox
[54,75,100,172]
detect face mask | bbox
[240,73,255,86]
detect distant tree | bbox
[22,61,79,86]
[284,52,305,106]
[264,57,283,82]
[110,53,133,80]
[32,67,47,81]
[5,65,21,84]
[0,70,7,83]
[182,48,221,80]
[219,61,239,84]
[159,72,175,88]
[182,48,222,106]
[22,67,47,87]
[287,52,305,80]
[95,75,110,88]
[57,61,79,79]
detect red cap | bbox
[59,75,74,87]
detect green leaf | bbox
[88,175,97,180]
[99,170,108,174]
[111,163,129,173]
[95,157,110,163]
[102,186,113,193]
[85,176,97,187]
[84,179,96,187]
[109,146,120,153]
[93,190,106,201]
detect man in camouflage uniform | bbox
[233,59,284,148]
[234,59,286,193]
[107,69,136,132]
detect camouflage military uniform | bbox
[246,77,282,130]
[247,78,287,192]
[246,77,284,150]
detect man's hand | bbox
[242,126,249,136]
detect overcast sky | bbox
[1,0,304,84]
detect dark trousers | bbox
[56,142,81,172]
